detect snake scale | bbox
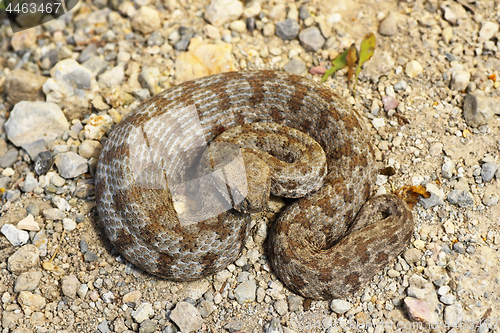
[95,70,414,300]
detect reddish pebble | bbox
[404,297,436,324]
[382,95,399,111]
[310,66,327,75]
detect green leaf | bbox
[321,48,349,83]
[353,32,376,95]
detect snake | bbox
[95,70,414,300]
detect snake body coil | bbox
[95,70,414,300]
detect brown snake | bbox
[95,70,414,300]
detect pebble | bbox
[32,231,48,256]
[283,58,306,75]
[0,176,11,190]
[275,19,300,41]
[77,284,89,299]
[403,248,421,264]
[78,43,98,63]
[61,275,80,298]
[441,158,454,179]
[234,280,257,304]
[420,193,443,209]
[131,6,161,34]
[287,295,303,312]
[441,2,467,24]
[372,118,385,129]
[298,5,309,20]
[447,190,474,207]
[97,320,111,333]
[7,245,40,274]
[205,0,243,27]
[21,173,39,193]
[5,69,47,105]
[405,60,423,78]
[382,96,398,111]
[463,92,499,127]
[130,302,154,323]
[16,214,39,232]
[197,300,216,318]
[98,66,125,87]
[63,218,77,231]
[79,140,103,159]
[170,301,203,332]
[139,319,156,333]
[481,162,498,182]
[44,59,93,102]
[5,101,69,148]
[224,320,243,332]
[84,114,114,140]
[309,66,327,75]
[230,20,247,33]
[439,294,456,305]
[298,27,325,51]
[450,68,470,92]
[82,56,109,77]
[452,241,465,254]
[244,1,261,18]
[18,291,46,313]
[84,251,99,262]
[5,189,21,202]
[43,208,65,220]
[175,32,193,51]
[52,196,71,211]
[330,299,351,314]
[1,224,29,246]
[378,11,401,36]
[483,194,498,207]
[10,29,37,51]
[50,173,66,187]
[35,151,56,176]
[274,299,288,315]
[479,21,499,41]
[0,149,18,168]
[123,290,142,304]
[443,304,463,327]
[267,318,283,333]
[404,297,435,324]
[14,270,43,292]
[394,80,407,92]
[55,152,88,179]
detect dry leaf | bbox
[346,43,358,88]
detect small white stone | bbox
[405,60,423,78]
[330,299,351,314]
[2,168,14,176]
[372,118,385,129]
[442,27,453,44]
[1,224,29,246]
[229,20,247,33]
[479,21,499,41]
[131,302,154,323]
[437,285,451,296]
[413,239,425,250]
[17,214,40,231]
[375,175,388,186]
[63,218,77,231]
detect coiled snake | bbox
[95,70,414,300]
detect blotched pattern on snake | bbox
[95,70,414,300]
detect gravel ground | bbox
[0,0,500,332]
